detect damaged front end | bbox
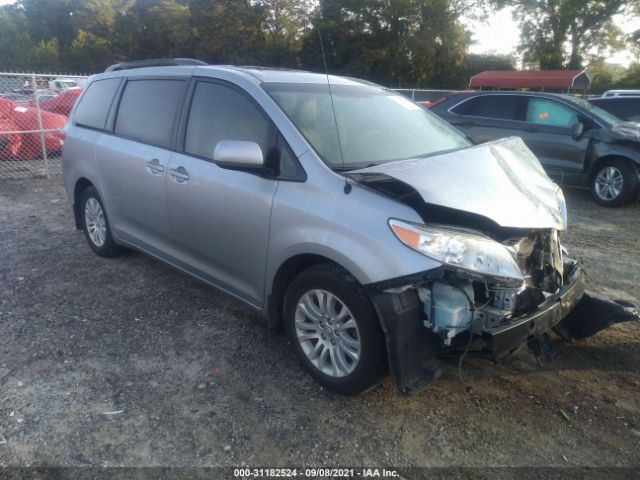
[354,137,639,394]
[367,233,638,395]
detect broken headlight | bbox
[389,219,524,284]
[554,184,568,230]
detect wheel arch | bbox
[73,177,94,229]
[266,253,368,329]
[587,154,640,182]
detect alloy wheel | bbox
[294,289,361,378]
[84,197,107,247]
[595,166,624,201]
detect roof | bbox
[199,66,372,86]
[469,70,591,90]
[97,62,373,88]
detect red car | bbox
[0,98,66,159]
[38,88,81,116]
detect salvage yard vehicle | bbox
[430,91,640,206]
[63,59,639,395]
[589,96,640,123]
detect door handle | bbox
[169,166,190,183]
[146,158,164,174]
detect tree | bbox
[300,0,484,88]
[0,6,36,70]
[468,52,516,76]
[507,0,637,70]
[257,0,315,66]
[189,0,267,64]
[33,38,62,71]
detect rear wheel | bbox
[283,264,386,395]
[591,159,639,207]
[80,186,123,257]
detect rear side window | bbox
[526,98,578,128]
[115,79,186,148]
[185,82,271,159]
[452,95,521,121]
[74,78,120,130]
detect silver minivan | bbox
[63,59,638,395]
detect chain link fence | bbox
[0,72,88,178]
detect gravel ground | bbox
[0,177,639,476]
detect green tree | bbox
[189,0,266,64]
[32,38,62,71]
[506,0,636,69]
[468,52,516,76]
[301,0,482,88]
[0,6,36,70]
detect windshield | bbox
[561,95,624,127]
[263,82,471,169]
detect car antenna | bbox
[318,28,351,194]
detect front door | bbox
[165,80,278,306]
[517,97,589,179]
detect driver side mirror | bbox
[571,122,584,140]
[213,140,264,168]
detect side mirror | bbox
[571,122,584,139]
[213,140,264,168]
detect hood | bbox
[606,122,640,142]
[349,137,566,231]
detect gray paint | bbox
[64,66,559,318]
[431,91,640,188]
[352,137,566,230]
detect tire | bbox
[283,264,386,395]
[80,186,124,257]
[590,159,639,207]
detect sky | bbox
[466,7,640,67]
[0,0,638,67]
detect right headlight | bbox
[389,219,524,284]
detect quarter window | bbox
[115,79,186,148]
[526,98,578,128]
[74,78,120,130]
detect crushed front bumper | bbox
[367,262,639,394]
[484,261,586,362]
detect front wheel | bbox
[591,159,639,207]
[283,264,386,395]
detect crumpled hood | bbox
[607,122,640,142]
[350,136,566,231]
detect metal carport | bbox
[469,70,591,91]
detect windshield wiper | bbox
[332,163,379,172]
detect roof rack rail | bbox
[105,58,207,73]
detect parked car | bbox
[0,92,31,103]
[602,89,640,97]
[48,78,80,92]
[12,88,57,101]
[430,91,640,206]
[62,60,638,395]
[0,98,21,157]
[589,96,640,123]
[11,103,66,159]
[0,98,66,159]
[38,88,82,116]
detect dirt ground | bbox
[0,177,639,477]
